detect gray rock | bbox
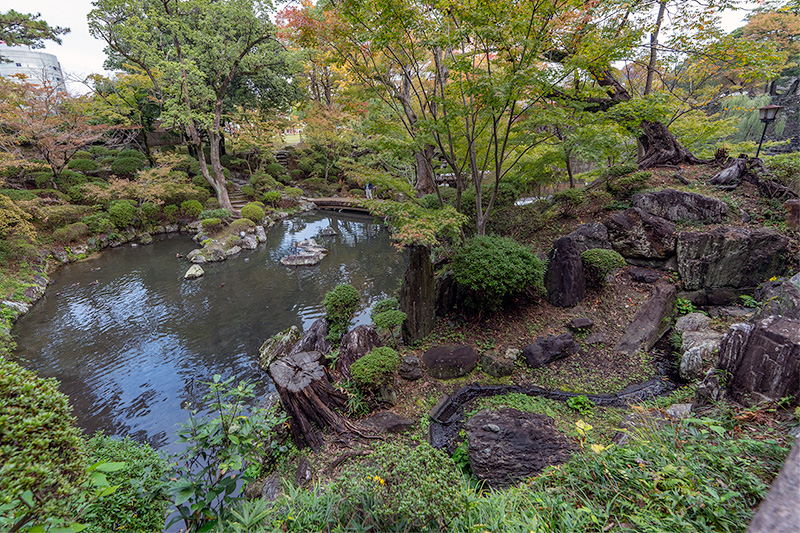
[422,344,478,379]
[259,326,302,371]
[2,300,30,317]
[208,246,227,262]
[566,317,594,332]
[680,347,705,380]
[566,223,611,253]
[481,351,515,377]
[139,232,153,245]
[164,224,179,233]
[790,271,800,290]
[244,473,282,501]
[280,251,324,266]
[604,208,677,259]
[187,249,206,264]
[784,198,800,231]
[466,408,575,488]
[337,325,381,380]
[23,284,45,300]
[379,384,397,405]
[187,220,203,232]
[753,279,800,320]
[295,457,314,487]
[184,265,204,280]
[632,189,728,223]
[321,227,338,236]
[398,354,423,380]
[614,282,676,355]
[681,330,723,354]
[241,235,258,250]
[32,275,48,287]
[628,267,663,283]
[666,403,692,419]
[675,312,712,333]
[71,244,88,256]
[504,348,520,361]
[677,227,789,293]
[747,439,800,533]
[400,245,436,344]
[361,411,415,433]
[545,236,586,307]
[255,225,267,242]
[522,333,579,368]
[52,250,68,263]
[225,245,242,256]
[290,318,331,356]
[585,331,607,345]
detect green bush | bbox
[110,157,145,176]
[181,199,203,218]
[349,188,365,197]
[461,181,519,220]
[163,204,180,223]
[290,168,305,180]
[55,170,87,189]
[230,218,255,232]
[32,188,69,201]
[452,235,545,310]
[35,204,94,229]
[52,222,89,244]
[603,163,638,178]
[323,283,361,343]
[67,158,100,173]
[419,187,457,210]
[117,149,146,160]
[370,297,400,318]
[250,172,280,193]
[262,190,281,206]
[199,208,232,220]
[552,188,585,216]
[82,435,169,533]
[265,162,287,178]
[0,189,36,201]
[201,217,223,231]
[98,156,115,167]
[581,248,627,288]
[81,212,115,235]
[205,197,220,209]
[72,150,94,160]
[241,185,256,198]
[240,202,265,223]
[108,200,137,228]
[284,186,303,197]
[351,347,400,390]
[141,202,161,225]
[88,146,112,156]
[0,357,87,530]
[764,152,800,189]
[192,174,213,191]
[607,170,651,197]
[32,171,55,188]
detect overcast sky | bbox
[14,0,757,95]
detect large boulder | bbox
[290,318,331,356]
[753,278,800,320]
[258,326,301,371]
[522,333,579,368]
[632,189,728,223]
[615,282,676,355]
[784,199,800,231]
[422,345,478,379]
[604,208,677,260]
[481,350,516,377]
[184,264,204,279]
[361,411,415,434]
[747,439,800,533]
[566,223,611,253]
[677,228,789,300]
[716,316,800,405]
[465,408,575,488]
[545,236,586,307]
[400,245,436,344]
[337,324,381,380]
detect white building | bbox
[0,43,66,91]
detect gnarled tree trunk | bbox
[638,120,705,169]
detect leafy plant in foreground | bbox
[323,283,361,344]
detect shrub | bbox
[110,157,145,176]
[581,248,626,288]
[163,204,180,223]
[67,158,99,173]
[240,202,265,223]
[284,186,303,197]
[0,189,36,201]
[88,146,112,156]
[370,297,400,318]
[201,217,223,231]
[351,347,400,390]
[52,222,89,244]
[33,171,55,188]
[117,149,146,160]
[72,150,93,160]
[452,235,545,310]
[552,188,585,216]
[323,283,361,343]
[98,156,115,167]
[192,174,213,190]
[265,162,287,178]
[32,188,69,202]
[35,205,94,230]
[181,199,203,218]
[0,357,87,530]
[461,181,519,220]
[290,168,305,180]
[262,190,281,206]
[241,185,256,199]
[603,163,638,178]
[82,435,169,533]
[230,218,255,232]
[250,172,279,193]
[199,208,232,220]
[607,170,651,198]
[55,170,87,189]
[373,310,406,342]
[349,188,366,197]
[108,200,137,228]
[764,152,800,189]
[205,197,220,209]
[140,202,161,225]
[81,212,115,234]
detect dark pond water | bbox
[13,212,406,453]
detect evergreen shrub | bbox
[241,185,256,198]
[67,158,99,173]
[52,222,89,244]
[323,283,361,343]
[162,205,179,223]
[110,157,145,176]
[262,190,281,206]
[230,218,254,232]
[240,202,265,223]
[205,197,220,209]
[351,347,400,390]
[581,248,627,288]
[108,200,137,228]
[199,208,231,220]
[82,212,115,235]
[284,187,303,197]
[201,217,223,231]
[181,200,203,218]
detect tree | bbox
[0,9,69,53]
[89,0,298,210]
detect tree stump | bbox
[268,351,359,451]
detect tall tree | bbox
[89,0,297,210]
[0,9,69,51]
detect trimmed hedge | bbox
[351,347,400,390]
[240,202,265,223]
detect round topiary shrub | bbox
[240,202,265,223]
[110,156,145,176]
[284,187,303,198]
[452,235,544,310]
[229,218,255,232]
[108,199,137,228]
[163,204,180,223]
[201,217,223,232]
[351,347,400,390]
[262,190,281,206]
[581,248,627,288]
[55,170,87,189]
[181,199,203,218]
[323,283,361,343]
[71,150,93,160]
[0,358,87,530]
[241,185,256,198]
[141,202,161,225]
[67,158,100,173]
[117,149,146,160]
[81,212,115,235]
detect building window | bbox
[15,63,22,67]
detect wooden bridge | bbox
[305,197,371,214]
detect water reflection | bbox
[13,212,406,452]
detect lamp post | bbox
[755,105,783,159]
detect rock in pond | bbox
[422,344,478,379]
[466,408,575,488]
[184,265,204,280]
[522,333,579,368]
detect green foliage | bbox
[452,235,545,310]
[607,170,651,198]
[201,217,223,231]
[367,201,466,249]
[199,208,232,220]
[351,347,400,390]
[229,218,255,232]
[241,185,256,198]
[240,202,265,223]
[370,297,400,318]
[163,204,179,223]
[0,188,36,201]
[73,151,94,160]
[0,357,87,529]
[118,149,146,160]
[418,187,458,210]
[110,156,146,176]
[206,197,221,209]
[461,182,519,221]
[167,375,289,532]
[372,310,406,342]
[581,248,627,288]
[67,158,100,172]
[108,199,137,228]
[283,186,303,198]
[764,152,800,190]
[265,162,287,179]
[250,172,280,193]
[323,283,361,343]
[566,395,595,416]
[55,169,87,189]
[34,204,94,230]
[181,199,203,218]
[52,222,89,244]
[552,188,585,216]
[603,164,638,178]
[83,435,169,533]
[676,298,696,315]
[82,212,115,235]
[740,294,762,309]
[262,190,281,206]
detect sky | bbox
[11,0,759,95]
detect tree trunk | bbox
[267,350,357,451]
[399,245,435,344]
[637,120,705,169]
[415,145,436,196]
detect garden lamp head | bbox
[758,105,782,123]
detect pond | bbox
[13,212,406,453]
